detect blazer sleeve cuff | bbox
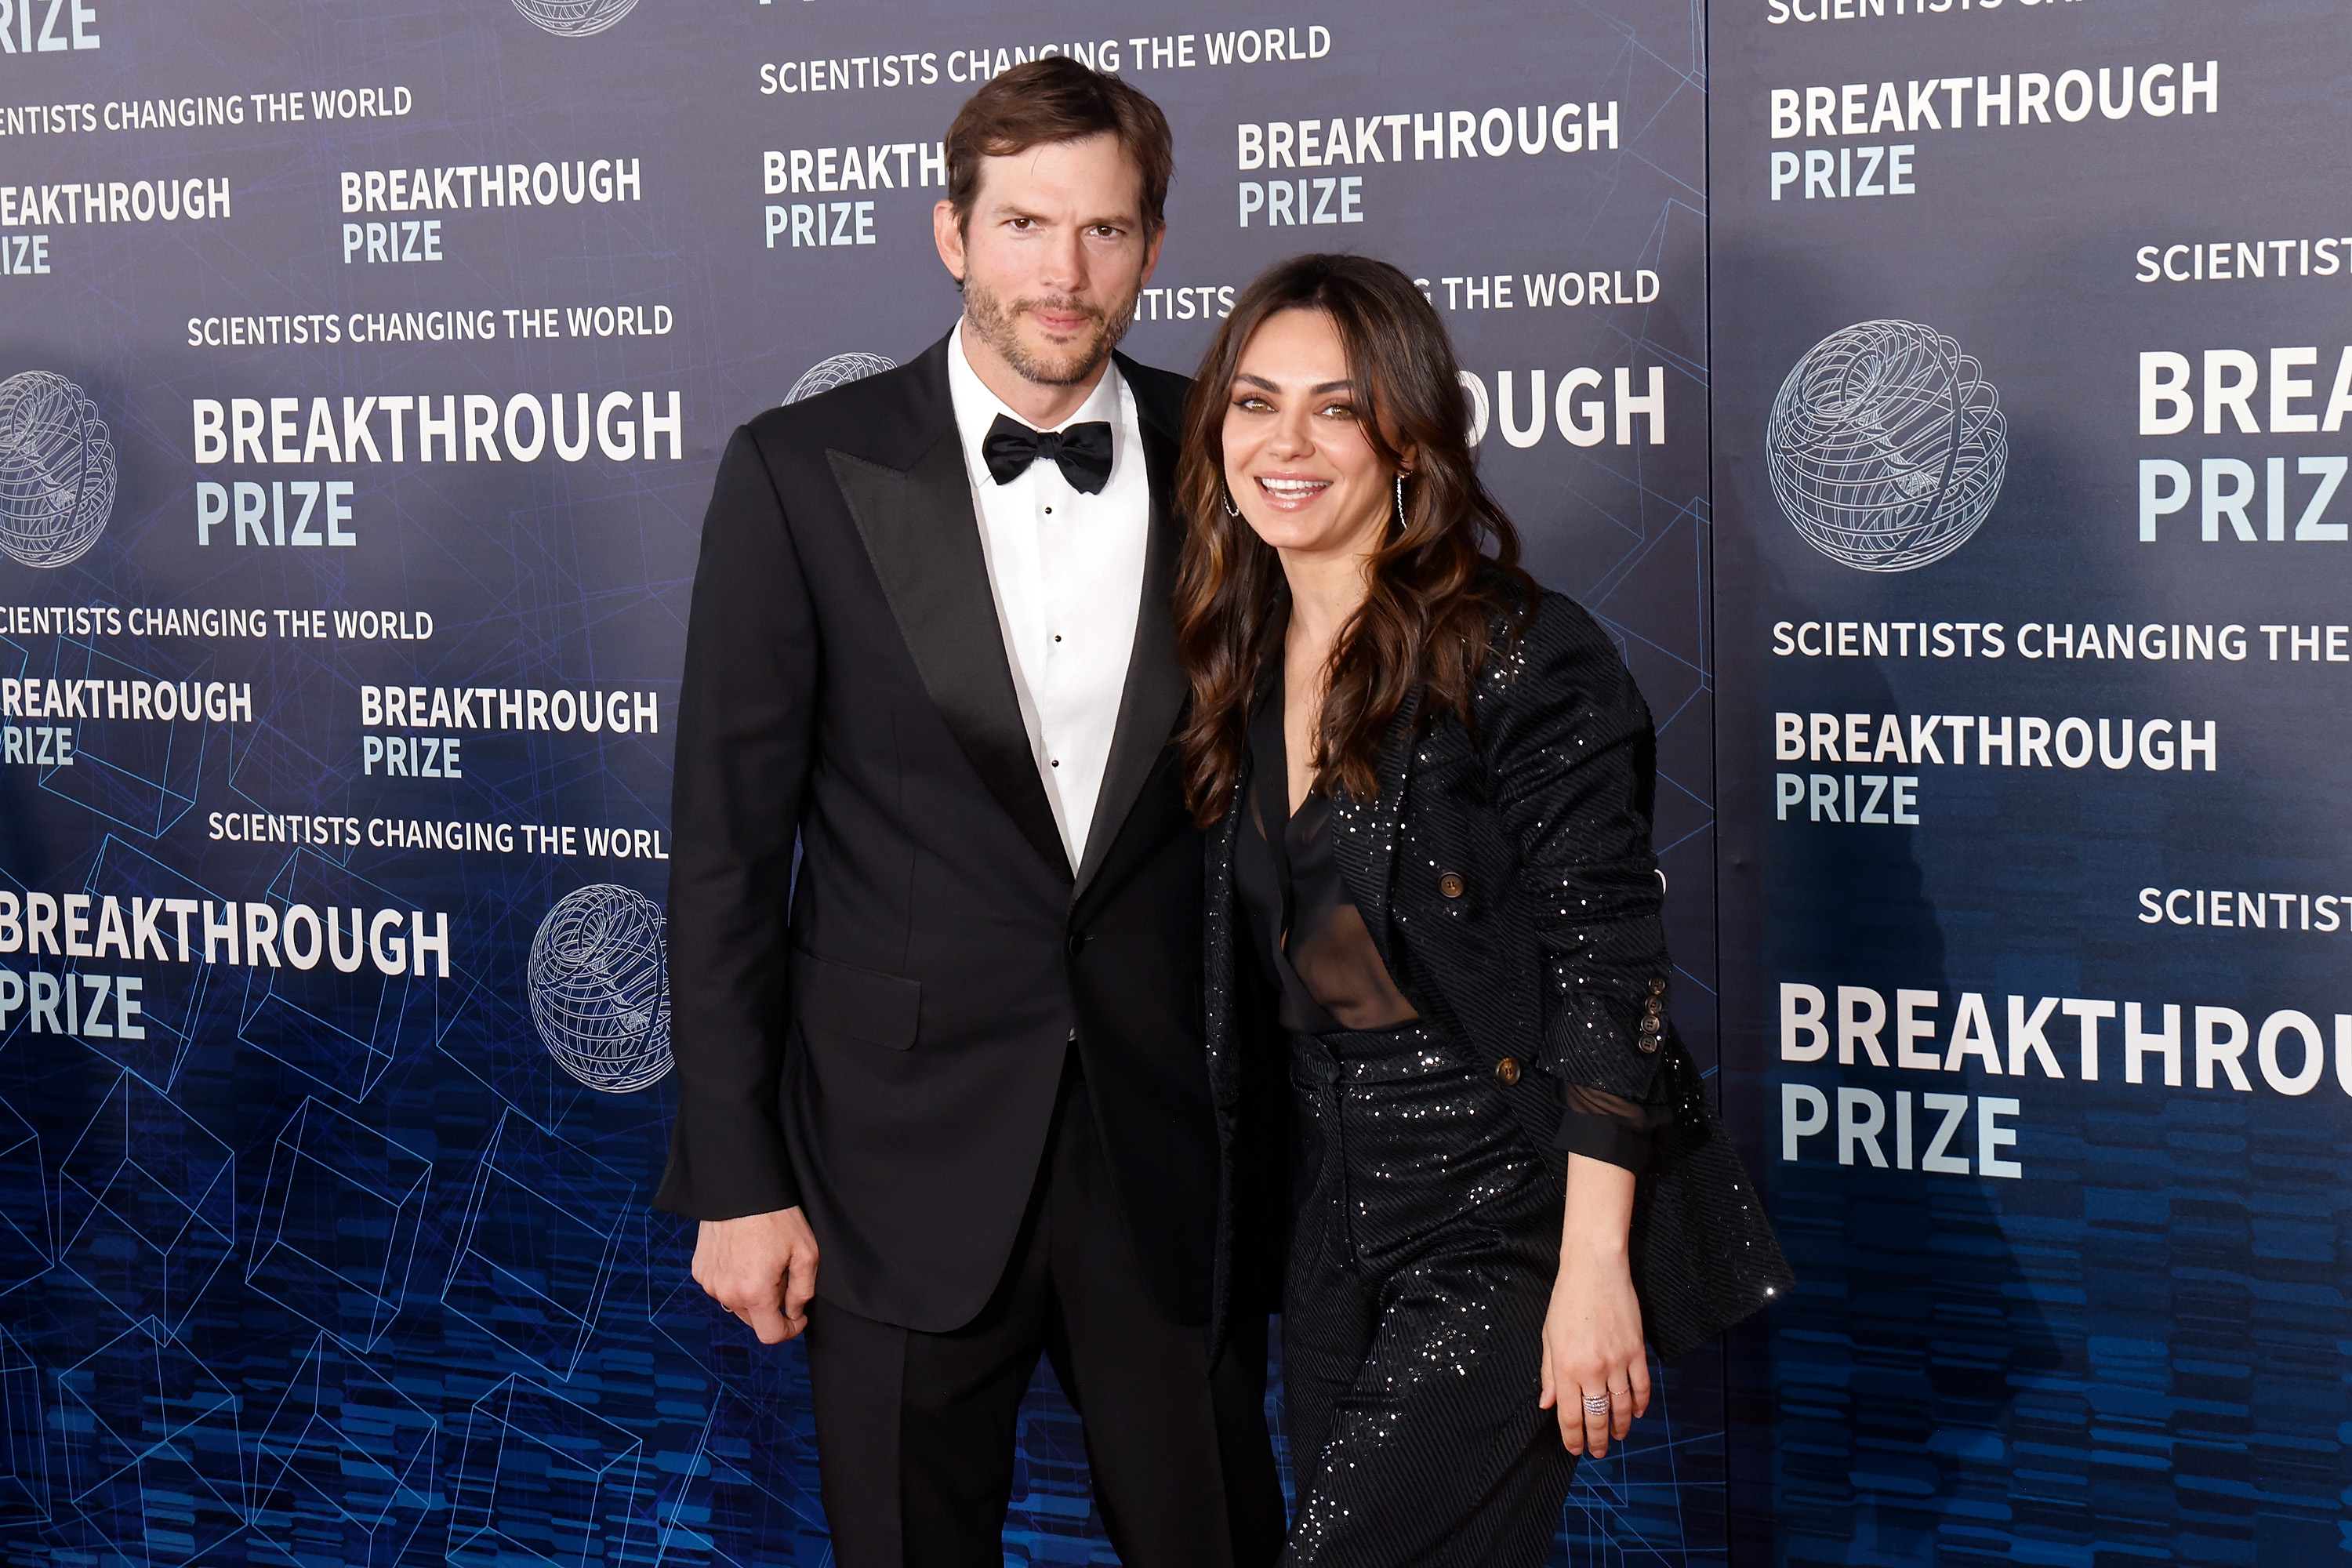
[652,1103,802,1219]
[1552,1108,1656,1172]
[1548,1079,1672,1173]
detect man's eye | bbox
[1009,218,1033,230]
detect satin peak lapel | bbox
[828,434,1073,881]
[1073,411,1188,898]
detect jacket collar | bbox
[1073,383,1186,899]
[1113,347,1185,441]
[826,332,1071,879]
[826,331,1189,894]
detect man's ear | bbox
[933,198,966,283]
[1137,223,1166,289]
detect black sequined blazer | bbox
[1204,588,1674,1344]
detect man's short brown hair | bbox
[946,57,1173,235]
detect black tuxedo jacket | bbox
[655,332,1215,1334]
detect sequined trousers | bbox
[1280,1022,1576,1566]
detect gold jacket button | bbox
[1439,871,1467,898]
[1494,1055,1522,1086]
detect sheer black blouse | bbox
[1230,662,1662,1171]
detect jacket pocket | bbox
[789,948,922,1049]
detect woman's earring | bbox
[1393,473,1407,532]
[1222,486,1241,517]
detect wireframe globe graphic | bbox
[528,885,671,1092]
[1766,320,2005,573]
[511,0,637,38]
[786,352,897,405]
[0,371,117,569]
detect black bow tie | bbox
[982,414,1114,495]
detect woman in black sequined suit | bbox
[1172,256,1676,1565]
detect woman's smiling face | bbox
[1221,306,1400,562]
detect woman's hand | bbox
[1536,1153,1650,1458]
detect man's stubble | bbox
[963,275,1139,389]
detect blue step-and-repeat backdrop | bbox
[5,0,2347,1562]
[1711,2,2352,1563]
[0,2,1720,1563]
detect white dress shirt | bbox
[947,323,1149,869]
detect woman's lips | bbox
[1254,475,1332,510]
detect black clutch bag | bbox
[1629,1026,1795,1365]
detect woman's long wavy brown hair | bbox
[1174,253,1534,826]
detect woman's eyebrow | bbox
[1231,374,1353,394]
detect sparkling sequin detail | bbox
[1322,593,1674,1117]
[1280,1021,1575,1567]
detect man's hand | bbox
[692,1207,820,1344]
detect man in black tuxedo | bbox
[656,57,1283,1567]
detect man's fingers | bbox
[782,1246,819,1319]
[740,1301,793,1345]
[692,1210,818,1350]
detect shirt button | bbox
[1493,1056,1521,1087]
[1051,759,1060,768]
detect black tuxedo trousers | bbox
[656,334,1280,1563]
[808,1054,1278,1567]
